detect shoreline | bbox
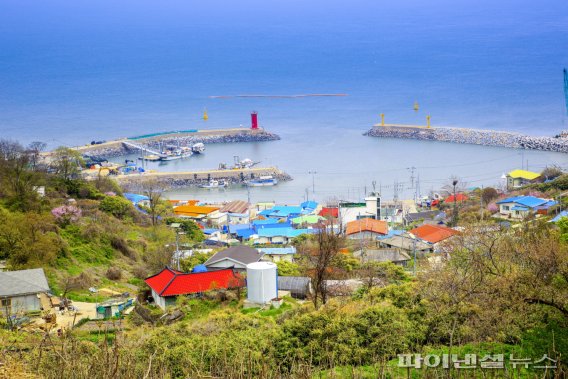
[364,125,568,153]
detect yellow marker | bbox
[203,108,209,121]
[426,115,431,128]
[413,101,419,112]
[380,113,385,126]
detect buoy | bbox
[203,108,209,121]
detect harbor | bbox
[365,117,568,153]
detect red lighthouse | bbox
[251,111,258,130]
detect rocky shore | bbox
[364,126,568,153]
[83,131,281,158]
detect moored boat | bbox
[192,143,205,154]
[245,175,278,187]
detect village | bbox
[2,165,564,329]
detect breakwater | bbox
[73,128,280,158]
[364,125,568,153]
[113,167,292,190]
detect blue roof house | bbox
[496,196,555,220]
[255,227,312,245]
[257,247,297,262]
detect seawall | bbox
[73,128,280,158]
[111,166,291,189]
[364,125,568,153]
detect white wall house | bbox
[0,268,50,315]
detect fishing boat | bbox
[138,154,162,162]
[245,175,278,187]
[192,143,205,154]
[159,147,193,161]
[199,179,227,189]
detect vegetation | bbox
[0,138,566,378]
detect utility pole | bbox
[452,179,459,226]
[308,170,317,198]
[407,166,416,189]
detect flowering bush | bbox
[51,205,82,226]
[104,191,116,197]
[487,202,498,213]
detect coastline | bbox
[364,125,568,153]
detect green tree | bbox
[276,260,301,276]
[99,195,134,219]
[51,146,84,181]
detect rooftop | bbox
[145,267,243,297]
[0,268,50,297]
[204,245,264,266]
[507,169,541,180]
[345,218,388,236]
[409,224,459,244]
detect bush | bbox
[110,236,137,259]
[99,196,134,219]
[106,267,122,280]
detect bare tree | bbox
[303,223,344,309]
[139,179,171,226]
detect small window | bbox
[1,298,11,308]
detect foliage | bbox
[276,260,301,276]
[164,217,205,242]
[99,195,135,219]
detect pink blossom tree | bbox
[51,205,82,226]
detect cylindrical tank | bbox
[246,261,277,304]
[251,111,258,129]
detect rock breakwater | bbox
[364,126,568,153]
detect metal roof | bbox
[204,245,264,266]
[0,268,50,297]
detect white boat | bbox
[160,148,193,161]
[199,179,227,189]
[192,143,205,154]
[245,175,278,187]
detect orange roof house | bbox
[409,224,459,244]
[346,218,388,237]
[174,205,220,218]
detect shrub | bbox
[51,205,82,226]
[99,196,134,219]
[106,267,122,280]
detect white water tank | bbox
[246,262,278,304]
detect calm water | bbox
[1,0,568,203]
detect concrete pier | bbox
[365,124,568,153]
[72,127,280,157]
[112,166,291,188]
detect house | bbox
[444,193,469,203]
[0,268,50,315]
[291,215,324,226]
[409,224,459,245]
[123,193,150,207]
[496,196,556,219]
[353,249,412,266]
[220,200,251,224]
[345,218,388,240]
[257,247,297,262]
[258,206,304,220]
[277,276,312,299]
[319,207,339,219]
[204,245,264,271]
[145,267,243,309]
[378,234,433,255]
[506,169,542,190]
[403,210,446,226]
[174,205,227,226]
[254,227,312,245]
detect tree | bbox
[480,187,499,205]
[99,195,134,219]
[301,224,344,309]
[51,147,83,181]
[276,260,301,276]
[0,139,41,211]
[139,179,171,226]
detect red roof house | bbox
[145,267,244,309]
[319,207,339,218]
[409,224,459,244]
[444,193,469,203]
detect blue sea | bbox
[1,0,568,203]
